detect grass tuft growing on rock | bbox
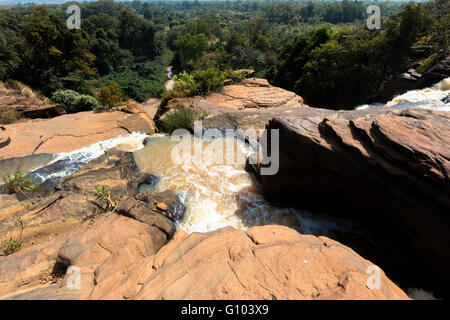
[3,216,27,256]
[161,105,209,133]
[93,185,118,213]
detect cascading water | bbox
[17,131,356,239]
[356,77,450,111]
[133,133,356,235]
[24,132,148,184]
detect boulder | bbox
[0,223,409,300]
[235,69,255,78]
[135,191,186,221]
[0,83,66,119]
[116,193,181,240]
[416,55,450,88]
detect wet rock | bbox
[0,153,56,179]
[136,191,186,221]
[116,196,176,239]
[116,189,186,239]
[377,55,450,102]
[442,95,450,104]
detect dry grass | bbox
[0,106,21,125]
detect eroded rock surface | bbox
[0,222,408,300]
[0,213,167,299]
[245,107,450,294]
[117,190,187,239]
[156,78,309,121]
[0,110,155,159]
[0,150,157,250]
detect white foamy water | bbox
[134,134,356,235]
[29,132,149,183]
[356,77,450,111]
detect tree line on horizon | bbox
[0,0,448,110]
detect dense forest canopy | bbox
[0,0,448,109]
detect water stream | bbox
[356,77,450,111]
[134,134,355,235]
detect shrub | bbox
[4,237,22,255]
[4,79,20,90]
[98,82,122,109]
[222,69,246,84]
[416,55,437,74]
[192,67,225,95]
[3,171,38,196]
[93,185,118,212]
[172,71,198,98]
[168,68,225,100]
[77,94,102,110]
[161,106,200,133]
[0,106,21,125]
[51,90,79,111]
[51,90,101,113]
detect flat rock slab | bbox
[0,111,155,160]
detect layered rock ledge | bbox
[222,106,449,295]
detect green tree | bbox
[99,82,122,108]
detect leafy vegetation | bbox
[0,0,447,110]
[161,105,209,133]
[268,1,449,107]
[164,67,225,102]
[222,70,247,84]
[93,185,118,213]
[51,89,101,113]
[3,216,27,256]
[3,171,38,195]
[4,79,20,90]
[98,82,122,109]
